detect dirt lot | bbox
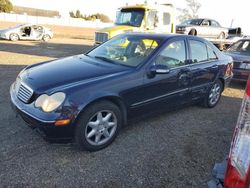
[0,30,246,187]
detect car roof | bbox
[124,33,206,42]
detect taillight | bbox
[224,76,250,188]
[226,61,233,77]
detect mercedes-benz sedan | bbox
[224,38,250,81]
[10,33,233,151]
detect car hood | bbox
[224,51,250,62]
[0,29,9,33]
[176,24,193,28]
[19,54,131,93]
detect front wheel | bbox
[218,32,225,39]
[75,101,122,151]
[9,33,19,41]
[188,29,196,36]
[203,80,223,108]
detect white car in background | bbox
[0,24,53,41]
[176,18,229,39]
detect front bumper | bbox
[10,83,75,140]
[176,30,187,34]
[232,69,250,81]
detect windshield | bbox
[87,35,160,67]
[227,40,250,54]
[181,19,203,26]
[9,24,25,29]
[115,8,145,27]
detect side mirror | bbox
[148,64,170,78]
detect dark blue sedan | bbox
[224,38,250,81]
[10,33,233,151]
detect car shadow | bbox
[0,40,94,58]
[122,94,242,141]
[229,80,246,90]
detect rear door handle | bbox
[211,65,218,69]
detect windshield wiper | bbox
[94,56,116,64]
[93,55,133,68]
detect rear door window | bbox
[163,13,170,25]
[207,45,218,60]
[189,40,208,63]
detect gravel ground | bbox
[0,38,245,188]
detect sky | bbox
[10,0,250,34]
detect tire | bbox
[203,80,223,108]
[218,32,225,39]
[42,34,51,42]
[75,101,122,151]
[188,29,196,36]
[9,33,19,41]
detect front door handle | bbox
[211,65,218,69]
[178,73,190,86]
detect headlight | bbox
[177,27,186,31]
[245,63,250,70]
[35,92,66,112]
[239,62,250,69]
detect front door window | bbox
[155,40,186,68]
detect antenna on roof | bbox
[230,19,234,28]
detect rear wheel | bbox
[42,34,51,42]
[9,33,19,41]
[203,80,223,108]
[75,101,122,151]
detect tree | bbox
[178,0,201,23]
[68,10,111,23]
[96,13,111,23]
[69,11,75,18]
[75,10,82,18]
[0,0,13,13]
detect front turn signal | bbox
[55,119,70,126]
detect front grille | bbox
[17,83,34,103]
[95,32,108,43]
[233,61,241,69]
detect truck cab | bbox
[95,3,175,45]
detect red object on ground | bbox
[224,77,250,188]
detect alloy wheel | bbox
[10,34,18,41]
[85,110,117,146]
[209,83,221,106]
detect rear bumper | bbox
[232,69,250,81]
[207,159,227,188]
